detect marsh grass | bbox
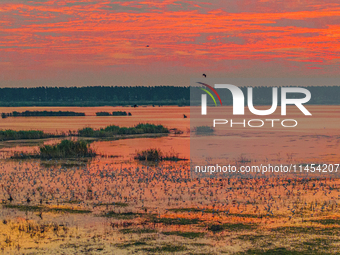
[237,154,252,163]
[17,222,68,236]
[302,238,332,249]
[271,226,340,235]
[95,111,111,116]
[208,223,257,233]
[167,208,274,218]
[0,129,65,141]
[40,158,91,167]
[194,126,214,135]
[45,207,92,214]
[150,217,201,225]
[102,211,144,219]
[191,243,213,247]
[141,244,188,253]
[94,202,128,207]
[134,148,162,161]
[39,140,96,158]
[64,200,83,204]
[240,247,333,255]
[237,234,268,242]
[78,123,169,137]
[162,231,205,239]
[0,221,69,250]
[228,213,276,218]
[115,241,147,248]
[2,110,85,118]
[11,139,96,159]
[134,148,187,162]
[309,219,340,225]
[3,204,42,212]
[96,111,131,116]
[167,208,203,213]
[119,228,157,234]
[3,204,92,214]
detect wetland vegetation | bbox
[0,105,339,254]
[0,129,65,141]
[1,110,85,118]
[0,123,170,143]
[11,139,96,159]
[134,148,187,162]
[78,123,169,137]
[96,111,132,116]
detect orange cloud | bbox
[0,0,339,85]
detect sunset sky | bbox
[1,0,340,87]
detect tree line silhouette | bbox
[0,86,189,106]
[0,86,338,106]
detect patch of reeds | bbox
[0,129,65,141]
[1,110,85,118]
[78,123,168,137]
[11,139,96,159]
[162,231,205,239]
[134,148,187,162]
[101,211,144,219]
[96,111,131,116]
[149,217,201,225]
[3,204,91,214]
[194,126,214,135]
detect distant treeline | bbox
[0,86,189,106]
[0,86,338,106]
[192,86,340,105]
[96,111,131,116]
[1,110,85,118]
[1,110,131,118]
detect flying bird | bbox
[202,74,206,78]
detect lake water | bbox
[0,106,190,132]
[0,106,339,253]
[0,105,338,165]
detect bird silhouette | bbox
[202,74,206,78]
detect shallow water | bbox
[0,106,190,132]
[0,106,339,253]
[0,105,339,165]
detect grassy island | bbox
[11,140,96,159]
